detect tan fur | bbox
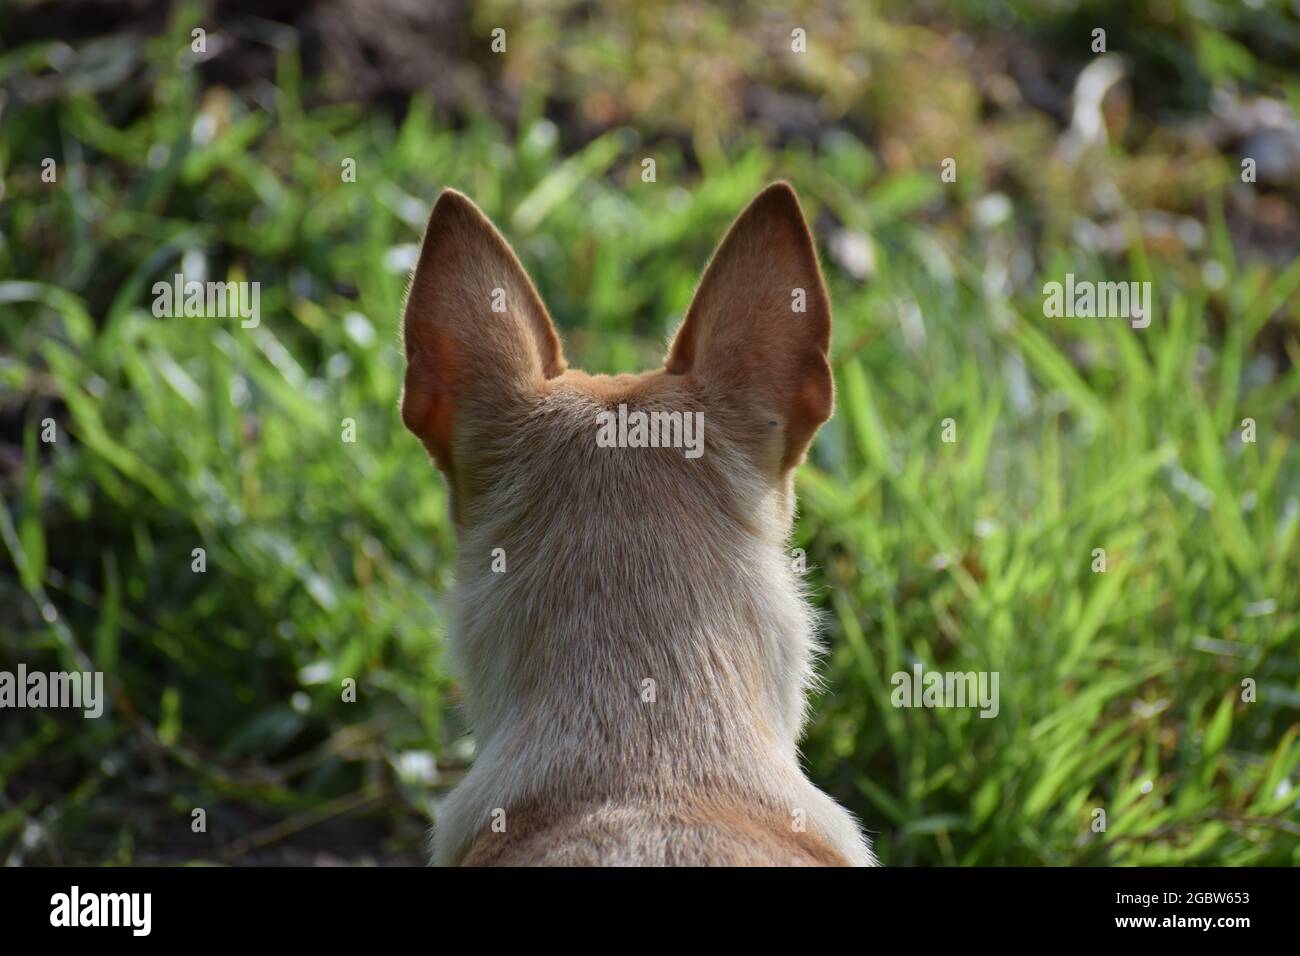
[462,799,850,867]
[401,183,874,866]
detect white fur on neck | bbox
[431,392,874,866]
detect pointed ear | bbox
[400,190,565,472]
[665,182,833,473]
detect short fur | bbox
[401,182,874,866]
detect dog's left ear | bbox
[400,190,565,474]
[666,182,833,473]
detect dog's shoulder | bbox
[461,798,851,866]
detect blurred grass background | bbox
[1,0,1299,865]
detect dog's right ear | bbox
[666,183,833,475]
[400,190,565,473]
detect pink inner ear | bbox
[782,351,834,470]
[401,328,461,474]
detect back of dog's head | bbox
[400,183,834,754]
[400,182,831,535]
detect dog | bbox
[400,182,874,866]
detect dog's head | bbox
[402,185,861,864]
[400,182,832,529]
[400,182,841,848]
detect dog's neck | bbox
[430,465,836,861]
[453,490,815,755]
[428,400,872,866]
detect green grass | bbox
[1,3,1298,865]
